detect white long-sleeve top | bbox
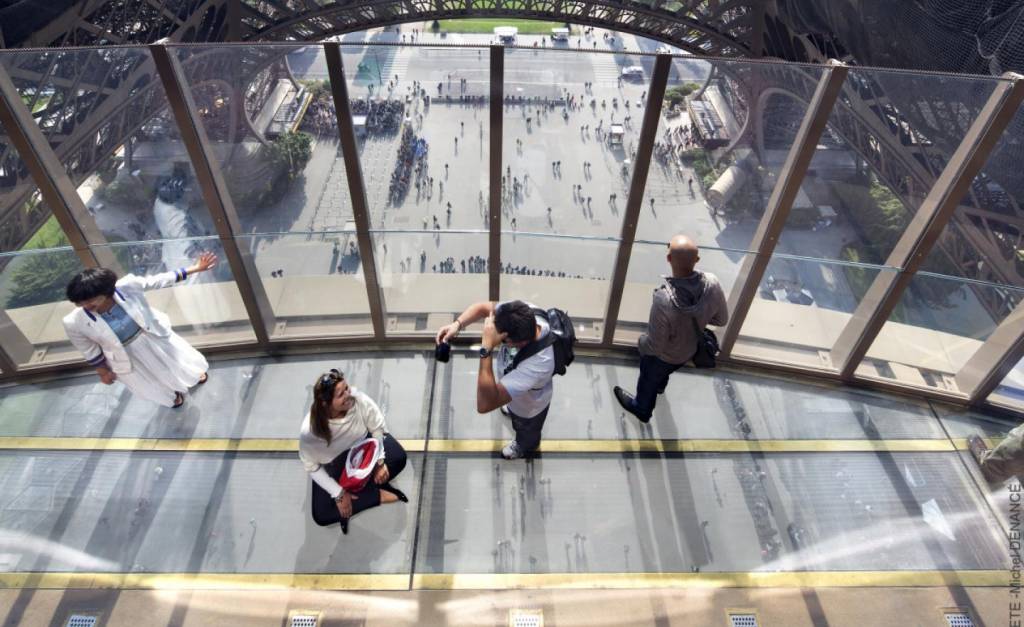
[298,388,387,499]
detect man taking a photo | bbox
[437,300,556,459]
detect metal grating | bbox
[66,616,98,627]
[945,612,974,627]
[509,609,544,627]
[290,615,319,627]
[729,614,758,627]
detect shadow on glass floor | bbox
[432,354,946,441]
[0,351,1010,580]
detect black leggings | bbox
[311,433,408,527]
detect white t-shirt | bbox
[494,302,555,418]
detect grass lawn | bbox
[434,19,572,35]
[21,214,69,250]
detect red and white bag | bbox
[339,437,382,492]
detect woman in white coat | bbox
[62,252,218,408]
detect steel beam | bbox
[150,44,274,346]
[227,0,242,41]
[0,64,116,270]
[601,54,672,346]
[831,73,1024,380]
[324,42,386,339]
[488,45,504,301]
[958,298,1024,403]
[718,61,849,356]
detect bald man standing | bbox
[614,235,729,422]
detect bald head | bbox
[667,234,699,277]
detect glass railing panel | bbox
[88,236,256,347]
[857,276,1024,392]
[883,103,1024,399]
[371,229,489,334]
[774,68,1001,264]
[733,254,895,369]
[235,231,372,338]
[635,59,825,251]
[0,246,85,366]
[500,47,653,239]
[338,44,491,231]
[170,43,350,236]
[613,240,747,345]
[0,47,221,248]
[988,357,1024,412]
[500,232,618,340]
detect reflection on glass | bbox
[859,275,1024,391]
[172,44,351,235]
[733,254,893,368]
[236,232,372,337]
[636,60,823,251]
[501,48,651,238]
[0,247,84,365]
[614,241,745,345]
[92,237,256,347]
[0,48,220,249]
[372,230,489,334]
[500,233,616,340]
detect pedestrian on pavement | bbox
[63,253,217,408]
[613,235,729,423]
[445,163,449,178]
[435,300,558,459]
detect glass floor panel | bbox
[432,355,946,441]
[0,352,1010,583]
[415,453,1007,574]
[0,451,421,574]
[0,352,433,440]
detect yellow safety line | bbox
[0,572,409,591]
[428,439,957,453]
[0,437,427,453]
[0,437,963,454]
[413,570,1008,590]
[951,437,1001,450]
[0,570,1004,591]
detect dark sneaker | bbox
[967,434,989,466]
[613,386,649,424]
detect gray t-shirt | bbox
[494,302,555,419]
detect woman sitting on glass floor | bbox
[62,252,218,408]
[300,369,408,533]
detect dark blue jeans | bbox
[630,354,684,420]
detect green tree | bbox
[266,131,313,183]
[663,82,700,108]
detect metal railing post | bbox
[601,54,672,346]
[488,45,504,301]
[830,73,1024,379]
[150,44,274,345]
[324,42,386,339]
[718,61,849,356]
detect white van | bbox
[551,27,569,42]
[620,66,644,80]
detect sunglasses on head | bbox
[318,369,343,402]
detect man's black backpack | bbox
[503,307,576,376]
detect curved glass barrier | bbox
[0,42,1023,418]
